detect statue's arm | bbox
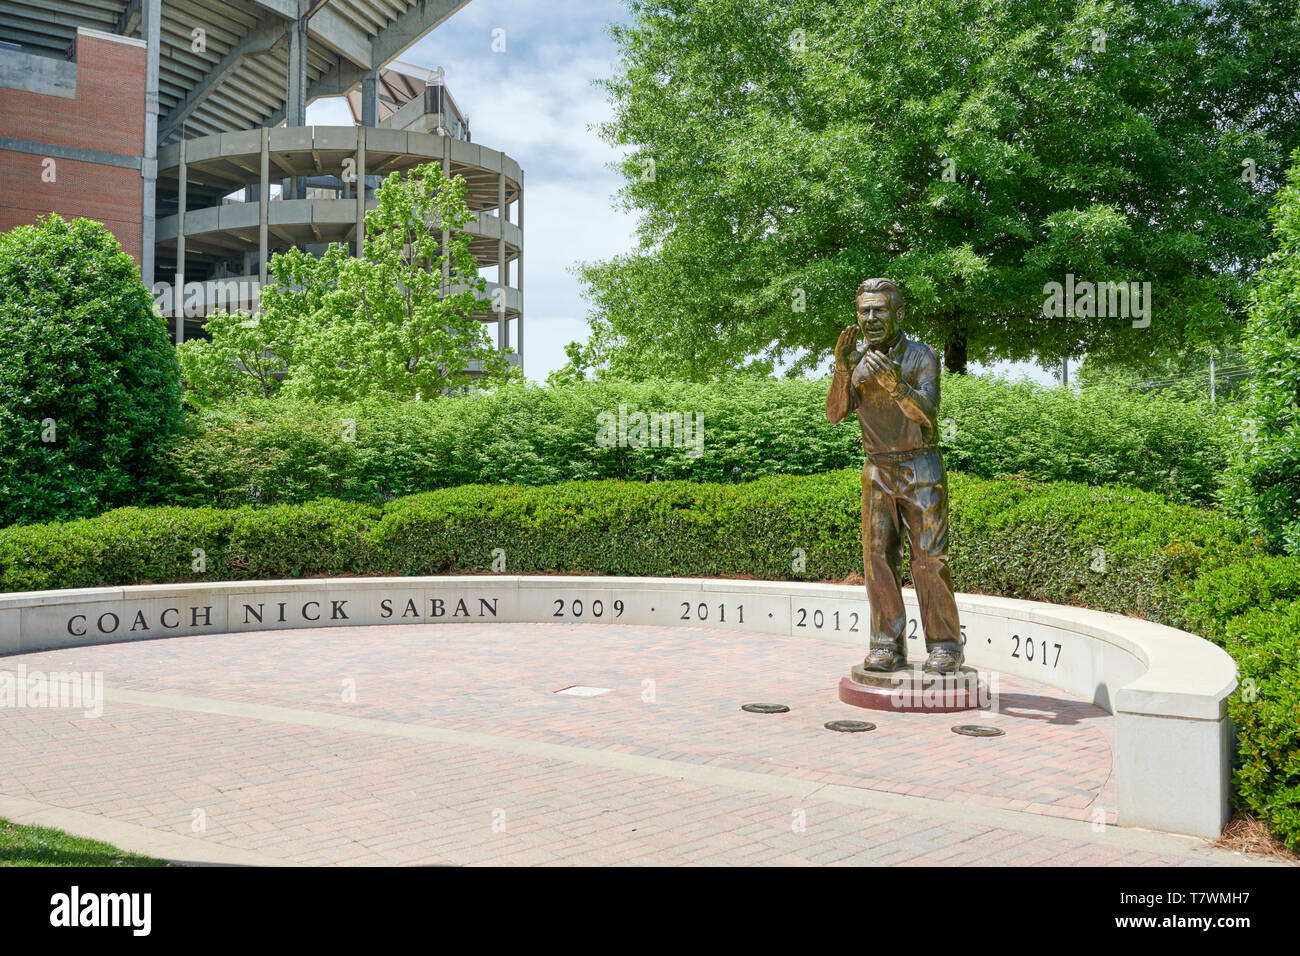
[826,367,859,424]
[891,347,939,431]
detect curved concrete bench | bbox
[0,575,1236,839]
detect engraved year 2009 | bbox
[553,598,625,618]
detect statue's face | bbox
[856,292,900,348]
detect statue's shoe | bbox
[862,646,907,672]
[922,644,965,674]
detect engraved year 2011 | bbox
[680,602,744,623]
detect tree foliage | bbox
[1224,148,1300,553]
[179,164,510,405]
[576,0,1300,379]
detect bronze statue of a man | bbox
[826,278,964,675]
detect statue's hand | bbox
[859,350,901,392]
[834,326,859,372]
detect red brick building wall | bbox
[0,29,146,264]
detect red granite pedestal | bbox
[838,662,988,713]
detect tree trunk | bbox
[943,319,968,375]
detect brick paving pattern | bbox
[0,623,1256,866]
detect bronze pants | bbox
[861,449,960,652]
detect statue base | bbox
[837,662,987,713]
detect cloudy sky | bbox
[309,0,1052,385]
[307,0,633,383]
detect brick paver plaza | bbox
[0,622,1265,866]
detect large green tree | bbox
[577,0,1300,379]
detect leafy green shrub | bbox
[0,215,183,526]
[366,472,1256,626]
[1218,604,1300,850]
[939,377,1232,505]
[368,473,863,579]
[1178,552,1300,847]
[162,374,1232,510]
[1182,555,1300,635]
[0,507,238,592]
[4,469,1255,600]
[0,501,378,591]
[946,476,1260,627]
[226,500,381,579]
[1222,148,1300,554]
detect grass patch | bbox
[0,818,171,867]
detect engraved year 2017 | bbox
[1011,633,1062,667]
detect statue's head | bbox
[856,278,904,349]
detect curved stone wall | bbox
[0,575,1235,839]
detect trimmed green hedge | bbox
[0,471,1254,615]
[159,374,1234,510]
[0,500,380,591]
[1183,555,1300,845]
[0,471,1294,849]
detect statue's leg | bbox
[897,452,963,671]
[862,459,907,671]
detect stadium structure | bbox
[0,1,524,373]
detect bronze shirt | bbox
[846,331,940,455]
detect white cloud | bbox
[516,178,636,378]
[308,0,636,382]
[305,98,354,125]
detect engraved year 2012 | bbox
[794,607,860,633]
